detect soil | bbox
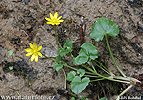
[0,0,143,100]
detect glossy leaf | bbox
[77,69,85,77]
[74,54,89,65]
[64,40,73,50]
[67,71,76,81]
[58,40,73,57]
[81,43,98,60]
[71,76,90,94]
[53,62,63,72]
[71,97,76,100]
[58,48,66,57]
[74,43,98,65]
[99,97,108,100]
[90,17,119,42]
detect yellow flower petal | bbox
[25,48,32,52]
[45,12,64,26]
[46,22,55,25]
[25,42,43,62]
[26,52,33,56]
[59,19,64,22]
[50,13,54,19]
[45,17,52,21]
[35,56,38,62]
[38,52,43,57]
[38,45,42,51]
[58,16,62,20]
[33,43,38,49]
[54,12,58,18]
[31,54,35,62]
[55,23,60,25]
[30,43,34,49]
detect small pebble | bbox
[21,0,30,4]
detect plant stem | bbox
[113,76,131,81]
[105,35,126,77]
[116,85,133,100]
[69,64,95,75]
[95,72,130,84]
[64,63,78,71]
[84,75,100,78]
[88,62,97,73]
[82,64,130,84]
[42,54,55,61]
[93,62,110,75]
[90,78,105,82]
[95,60,114,76]
[82,65,96,74]
[62,69,67,89]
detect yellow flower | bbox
[25,43,43,62]
[45,12,64,25]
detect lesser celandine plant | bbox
[25,12,141,100]
[52,17,141,100]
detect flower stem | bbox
[54,26,61,48]
[105,35,126,77]
[42,54,55,61]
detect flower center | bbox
[52,18,59,23]
[33,49,38,53]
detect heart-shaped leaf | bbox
[71,76,90,94]
[77,69,85,77]
[81,43,98,60]
[58,40,73,57]
[64,40,73,50]
[74,43,98,65]
[53,62,63,72]
[58,48,66,57]
[90,17,119,42]
[67,71,76,81]
[74,49,89,65]
[99,97,108,100]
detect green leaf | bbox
[81,43,98,60]
[64,40,73,50]
[74,55,89,65]
[90,17,119,42]
[55,55,62,63]
[99,97,108,100]
[58,40,73,57]
[58,48,66,57]
[74,48,88,65]
[71,76,90,94]
[80,96,88,100]
[77,69,85,77]
[8,50,14,57]
[53,62,64,72]
[64,40,73,54]
[71,97,76,100]
[67,71,76,81]
[74,43,98,65]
